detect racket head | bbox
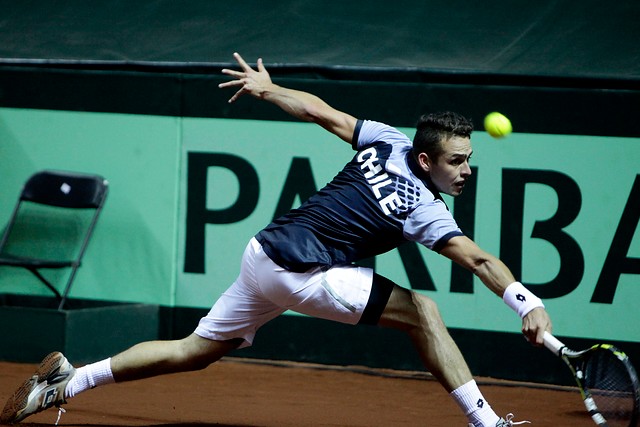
[567,344,640,427]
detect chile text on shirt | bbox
[357,146,403,215]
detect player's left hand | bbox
[219,52,273,103]
[522,307,552,346]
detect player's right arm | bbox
[439,235,552,345]
[219,52,357,144]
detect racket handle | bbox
[543,331,566,355]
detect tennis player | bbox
[1,53,551,427]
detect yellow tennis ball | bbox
[484,112,512,138]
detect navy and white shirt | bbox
[255,119,464,272]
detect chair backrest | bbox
[21,170,108,209]
[0,170,109,256]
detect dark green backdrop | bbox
[1,0,638,383]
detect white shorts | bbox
[195,237,374,348]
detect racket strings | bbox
[583,350,638,426]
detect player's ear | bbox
[417,152,432,172]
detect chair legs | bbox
[26,268,64,307]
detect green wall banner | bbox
[1,108,638,344]
[178,118,640,343]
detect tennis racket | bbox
[543,331,640,427]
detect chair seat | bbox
[0,253,74,269]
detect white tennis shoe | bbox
[467,413,532,426]
[0,352,75,425]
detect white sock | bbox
[450,380,500,427]
[65,358,115,399]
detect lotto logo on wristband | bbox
[503,282,544,318]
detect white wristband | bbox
[503,282,544,318]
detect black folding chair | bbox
[0,170,109,310]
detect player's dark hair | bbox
[412,112,473,162]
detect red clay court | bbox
[1,356,593,426]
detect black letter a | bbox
[592,175,640,304]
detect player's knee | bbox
[405,293,450,343]
[379,288,444,333]
[174,335,236,371]
[412,293,444,323]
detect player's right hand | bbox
[522,307,552,347]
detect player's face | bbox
[422,136,473,197]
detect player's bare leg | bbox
[109,333,243,382]
[378,285,471,391]
[1,334,241,424]
[378,285,506,427]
